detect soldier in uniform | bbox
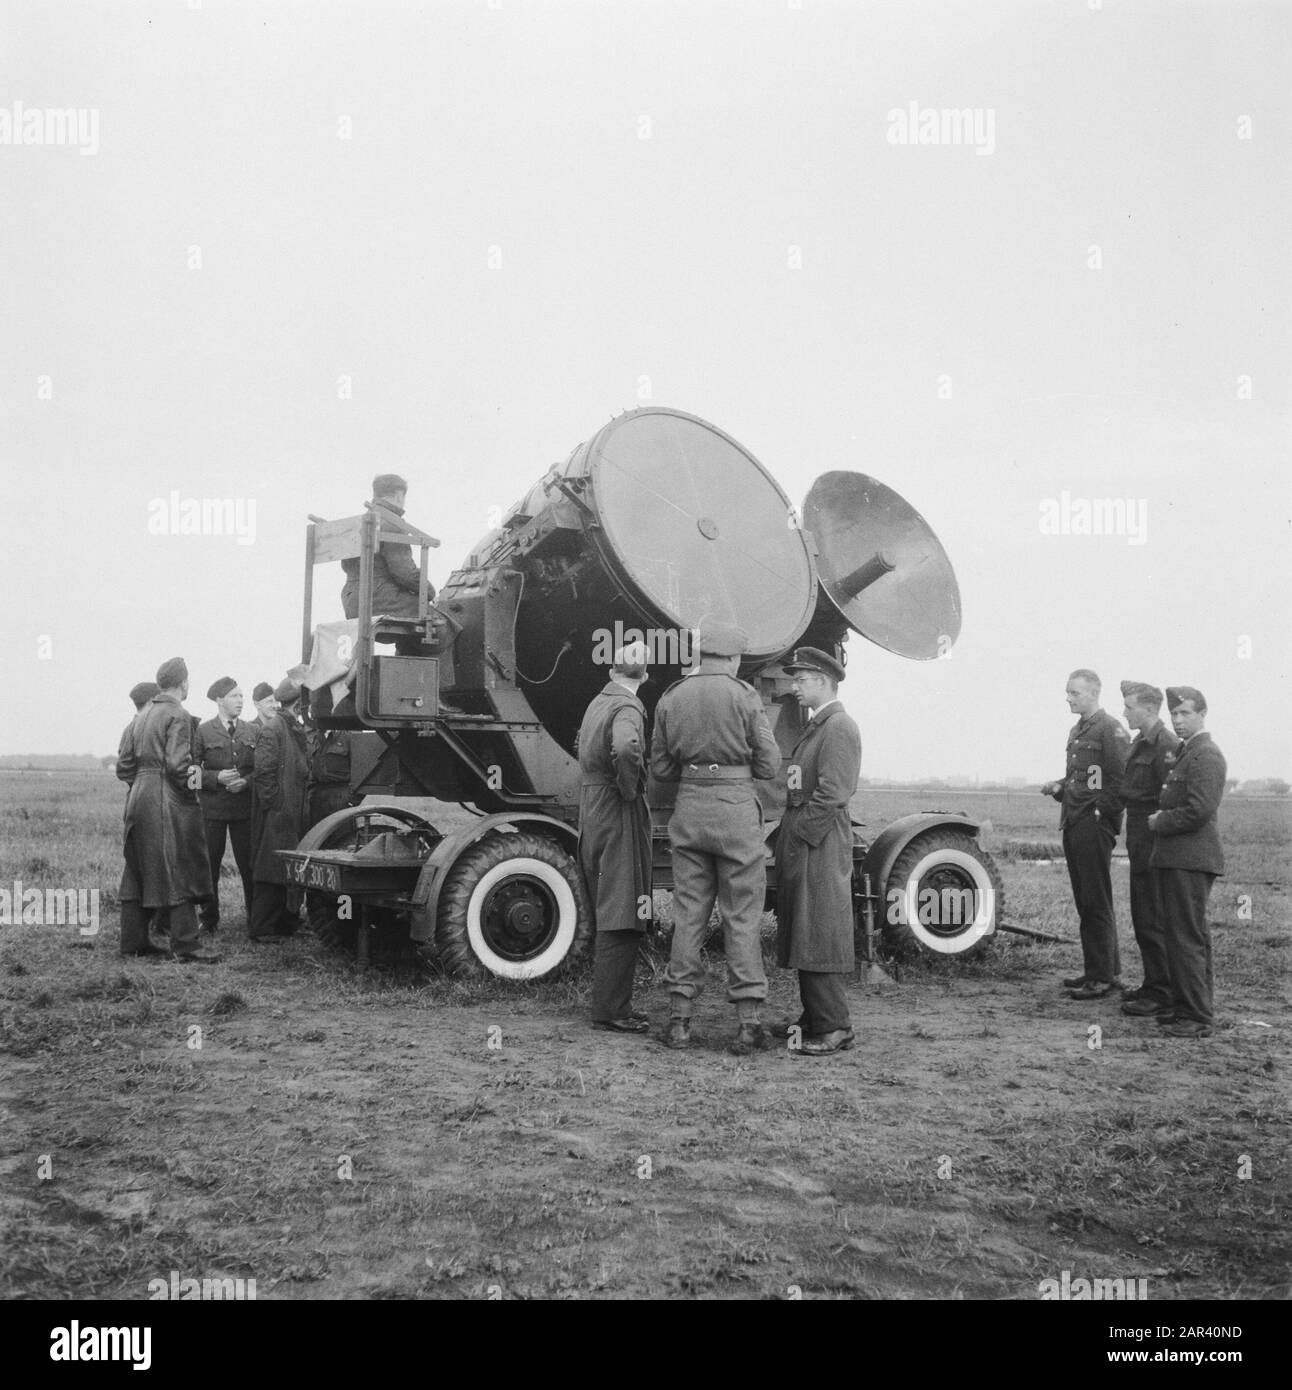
[771,648,863,1056]
[248,678,310,940]
[305,723,354,829]
[340,473,434,624]
[192,677,259,933]
[578,641,652,1033]
[1117,681,1180,1018]
[118,682,166,952]
[1040,669,1129,999]
[651,621,780,1054]
[1148,687,1227,1038]
[251,682,278,724]
[116,658,219,963]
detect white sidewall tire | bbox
[900,847,997,955]
[465,856,577,980]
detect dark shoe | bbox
[1122,996,1171,1017]
[1154,1011,1179,1026]
[1121,986,1146,1002]
[729,1022,769,1056]
[664,1017,692,1050]
[172,951,221,964]
[1160,1020,1213,1038]
[796,1028,857,1057]
[592,1016,650,1033]
[1061,974,1089,990]
[769,1019,803,1039]
[1066,980,1118,1000]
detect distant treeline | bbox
[0,755,110,771]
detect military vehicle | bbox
[279,407,1002,976]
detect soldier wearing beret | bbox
[116,659,219,963]
[1040,669,1129,999]
[578,641,652,1033]
[1147,687,1227,1038]
[1117,681,1180,1017]
[192,678,259,933]
[651,620,780,1054]
[771,647,862,1056]
[248,679,310,939]
[251,682,278,723]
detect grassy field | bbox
[0,770,1288,1300]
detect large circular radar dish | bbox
[803,471,961,660]
[588,409,816,659]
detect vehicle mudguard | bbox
[859,812,983,892]
[409,812,580,942]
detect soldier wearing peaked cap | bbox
[772,648,862,1056]
[650,620,780,1054]
[1040,669,1129,999]
[1147,687,1227,1038]
[192,678,259,934]
[116,659,218,963]
[578,641,653,1033]
[1117,681,1179,1018]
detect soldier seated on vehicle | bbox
[340,474,436,651]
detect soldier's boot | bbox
[730,999,769,1056]
[664,1000,693,1050]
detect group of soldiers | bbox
[578,646,1229,1055]
[578,622,863,1058]
[1043,671,1228,1039]
[115,658,354,961]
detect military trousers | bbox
[1125,814,1171,1002]
[589,931,643,1021]
[796,970,852,1036]
[1156,868,1216,1027]
[664,784,768,1005]
[307,784,352,831]
[1062,815,1120,983]
[249,883,300,939]
[120,899,200,956]
[200,817,253,928]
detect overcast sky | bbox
[2,0,1288,781]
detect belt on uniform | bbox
[680,764,752,781]
[580,776,620,787]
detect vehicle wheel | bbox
[436,831,592,980]
[881,829,1003,958]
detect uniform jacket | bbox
[1119,719,1179,818]
[649,672,779,783]
[192,717,259,821]
[1048,709,1129,830]
[250,710,310,884]
[775,702,862,972]
[307,728,353,788]
[577,682,651,933]
[1149,731,1226,875]
[116,694,214,906]
[340,499,434,620]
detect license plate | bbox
[288,858,340,892]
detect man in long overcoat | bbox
[773,647,862,1056]
[116,658,218,963]
[1148,686,1227,1038]
[578,642,652,1033]
[249,678,310,940]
